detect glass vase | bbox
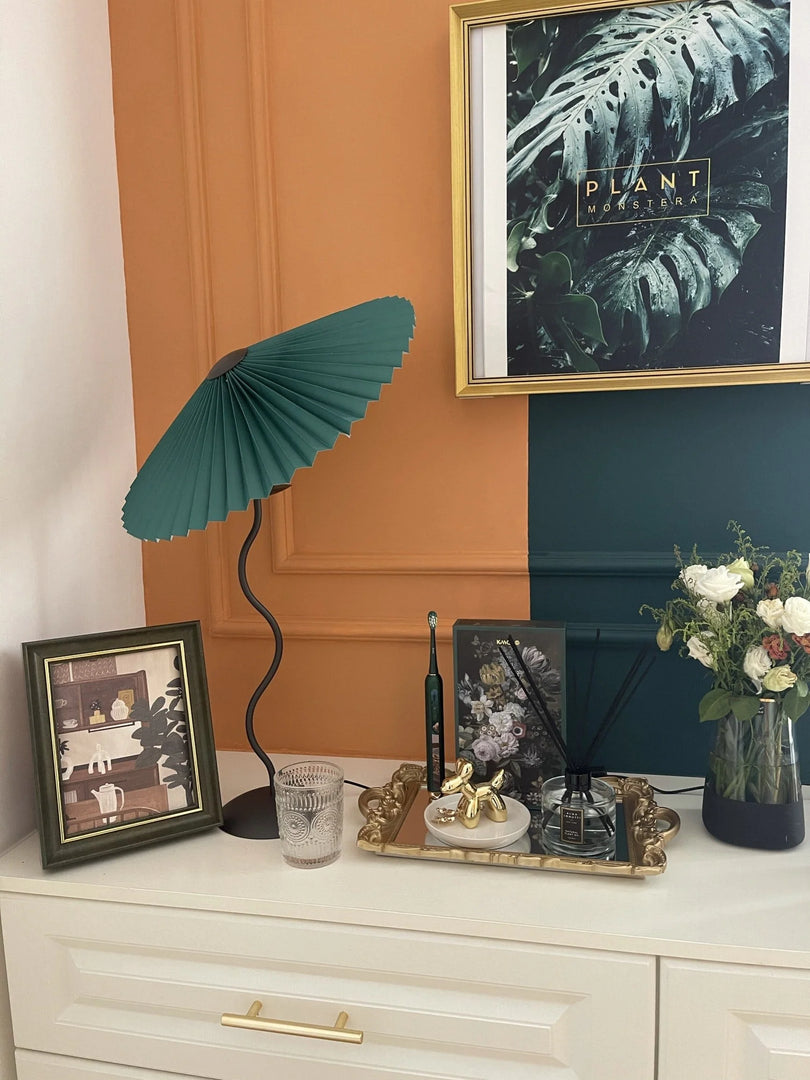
[702,698,804,850]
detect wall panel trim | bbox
[268,488,524,575]
[209,616,655,645]
[529,551,682,577]
[174,0,216,376]
[210,614,455,643]
[271,550,527,574]
[566,623,656,647]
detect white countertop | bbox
[1,752,808,970]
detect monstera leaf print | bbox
[578,181,771,360]
[506,0,789,186]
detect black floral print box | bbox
[453,620,567,810]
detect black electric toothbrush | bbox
[425,611,445,793]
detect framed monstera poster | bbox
[450,0,810,394]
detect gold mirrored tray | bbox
[357,764,680,878]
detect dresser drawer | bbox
[16,1049,198,1080]
[3,894,654,1080]
[659,957,810,1080]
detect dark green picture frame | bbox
[23,621,222,869]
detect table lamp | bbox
[122,296,415,838]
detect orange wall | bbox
[108,0,529,760]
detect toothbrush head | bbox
[428,611,438,630]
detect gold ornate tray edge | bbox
[357,764,680,878]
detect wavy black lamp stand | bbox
[220,497,284,839]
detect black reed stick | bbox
[499,641,587,832]
[503,637,571,766]
[498,640,572,769]
[581,653,646,764]
[581,628,601,734]
[586,649,646,754]
[581,645,656,765]
[516,670,614,837]
[498,643,567,762]
[584,785,615,835]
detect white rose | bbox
[762,666,798,693]
[781,596,810,636]
[680,564,708,592]
[756,598,785,630]
[743,645,772,687]
[686,635,715,669]
[727,557,754,590]
[693,566,743,604]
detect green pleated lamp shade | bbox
[122,296,415,542]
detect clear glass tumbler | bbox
[274,760,344,868]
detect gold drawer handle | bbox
[221,1000,363,1045]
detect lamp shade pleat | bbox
[122,296,415,541]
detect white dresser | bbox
[1,753,809,1080]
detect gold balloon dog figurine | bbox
[440,759,508,829]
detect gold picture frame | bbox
[357,764,680,878]
[450,0,810,395]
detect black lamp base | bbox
[220,785,279,839]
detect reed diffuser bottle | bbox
[538,633,654,860]
[500,630,654,861]
[540,772,617,859]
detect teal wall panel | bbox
[528,381,810,780]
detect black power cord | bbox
[608,772,703,795]
[650,783,704,794]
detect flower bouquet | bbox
[643,523,806,848]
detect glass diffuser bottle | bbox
[497,629,652,863]
[540,770,617,860]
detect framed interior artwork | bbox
[23,621,222,869]
[450,0,810,395]
[453,619,566,808]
